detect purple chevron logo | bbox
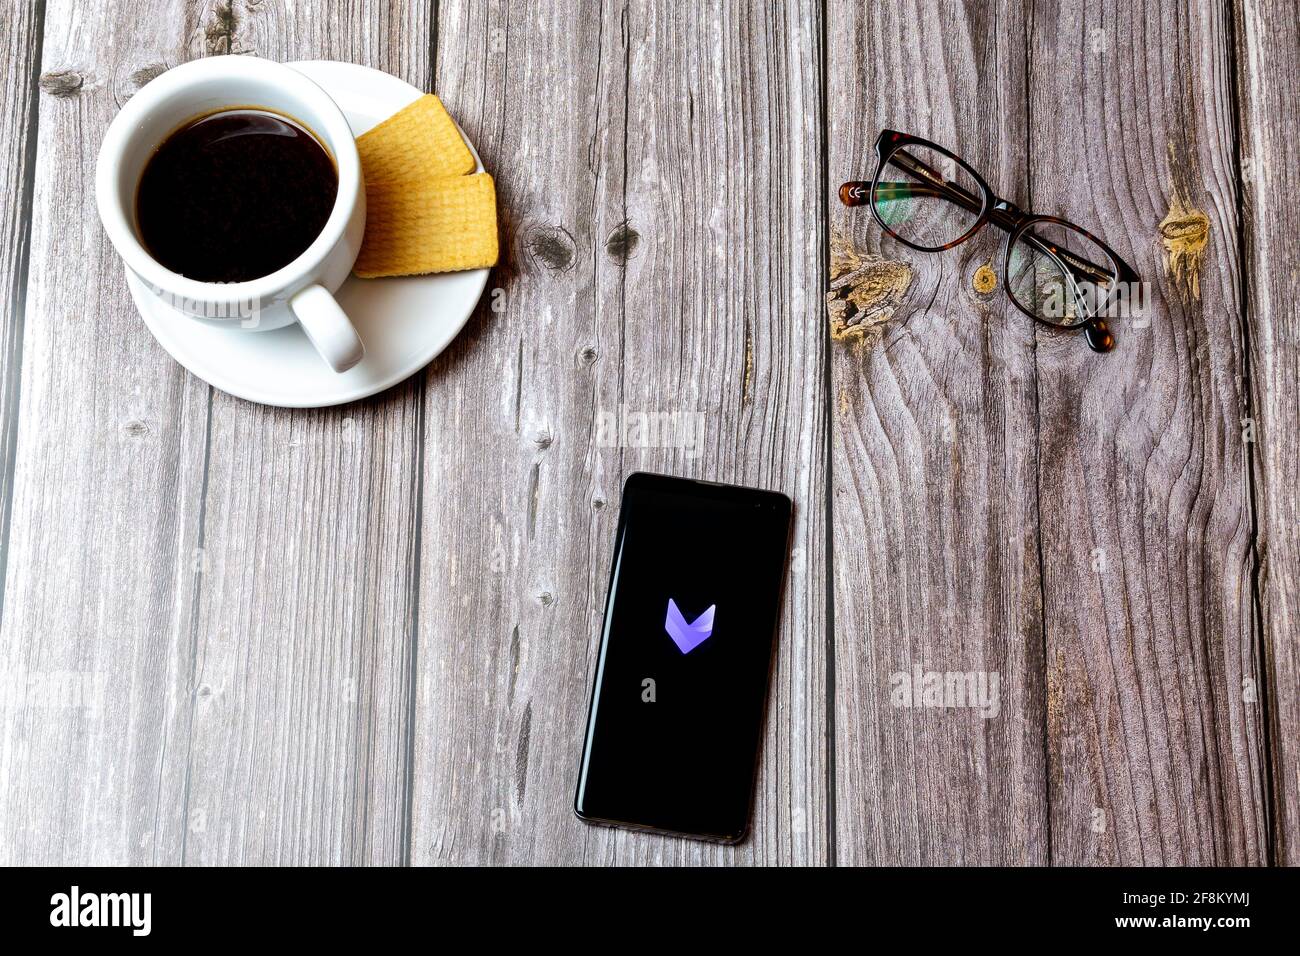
[664,598,716,654]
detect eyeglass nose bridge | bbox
[989,198,1031,231]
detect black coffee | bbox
[136,109,338,283]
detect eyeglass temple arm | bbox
[893,151,1117,284]
[1017,240,1117,351]
[843,170,1113,288]
[860,149,1118,286]
[847,184,1114,286]
[887,149,984,211]
[1013,229,1113,287]
[839,151,985,214]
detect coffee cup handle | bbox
[290,284,365,373]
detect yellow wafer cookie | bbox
[357,94,475,182]
[356,173,498,278]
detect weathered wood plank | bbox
[0,0,210,865]
[410,0,828,864]
[176,0,432,866]
[4,0,1281,869]
[0,0,44,603]
[827,0,1049,864]
[1029,0,1266,864]
[1235,0,1300,866]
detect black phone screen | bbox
[574,472,792,842]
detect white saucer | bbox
[127,60,490,408]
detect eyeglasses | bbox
[839,130,1143,352]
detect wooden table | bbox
[0,0,1294,866]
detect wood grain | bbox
[0,0,44,613]
[826,0,1050,864]
[1235,0,1300,866]
[409,0,828,865]
[176,0,432,866]
[0,0,210,865]
[0,0,1293,867]
[1029,0,1266,865]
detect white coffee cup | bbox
[96,55,366,373]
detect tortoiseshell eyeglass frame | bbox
[839,129,1142,353]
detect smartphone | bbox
[574,472,792,842]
